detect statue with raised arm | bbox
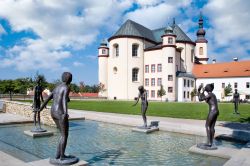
[133,86,149,129]
[39,72,79,165]
[197,83,219,150]
[233,89,240,114]
[31,77,46,132]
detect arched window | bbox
[199,47,203,55]
[132,44,139,57]
[132,68,139,82]
[113,67,118,74]
[113,44,119,57]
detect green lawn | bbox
[17,100,250,122]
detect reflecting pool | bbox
[0,120,232,165]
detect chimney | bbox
[212,59,216,64]
[233,57,238,62]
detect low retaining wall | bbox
[4,101,55,126]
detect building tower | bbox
[195,12,208,64]
[98,40,109,97]
[162,25,177,101]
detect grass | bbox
[15,100,250,123]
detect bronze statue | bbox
[133,86,149,128]
[197,83,219,150]
[233,89,240,114]
[40,72,79,165]
[31,78,46,132]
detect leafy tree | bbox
[70,83,80,93]
[98,82,106,93]
[157,85,166,101]
[224,83,232,96]
[191,88,197,101]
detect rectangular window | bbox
[151,90,155,98]
[187,91,190,98]
[191,80,194,87]
[132,68,139,82]
[168,75,173,81]
[102,49,106,54]
[183,91,186,98]
[157,64,162,72]
[191,49,194,63]
[184,79,186,87]
[234,82,238,89]
[246,95,250,99]
[151,64,155,73]
[168,87,173,93]
[246,82,250,88]
[151,78,155,86]
[199,47,203,55]
[222,83,225,88]
[145,78,149,86]
[168,37,173,44]
[146,90,149,97]
[145,65,149,73]
[132,44,138,57]
[157,78,162,86]
[187,80,190,87]
[114,45,119,57]
[168,57,173,63]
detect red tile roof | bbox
[193,60,250,78]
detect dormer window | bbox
[132,44,139,57]
[168,37,173,44]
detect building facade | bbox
[98,14,250,101]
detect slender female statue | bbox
[133,86,148,128]
[197,83,219,149]
[31,78,46,132]
[39,72,78,165]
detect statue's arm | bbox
[62,87,70,116]
[40,89,44,102]
[39,93,53,112]
[132,93,140,106]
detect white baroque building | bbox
[98,14,250,101]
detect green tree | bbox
[157,85,166,101]
[224,83,232,96]
[70,83,80,93]
[191,88,197,101]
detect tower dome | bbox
[165,25,174,34]
[195,12,207,43]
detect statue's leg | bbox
[234,102,237,113]
[141,104,147,127]
[205,113,212,146]
[59,116,69,159]
[34,111,37,127]
[38,112,41,129]
[210,113,218,145]
[236,102,239,113]
[53,118,61,159]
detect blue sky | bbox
[0,0,249,85]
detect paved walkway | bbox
[0,113,32,125]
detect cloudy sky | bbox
[0,0,249,84]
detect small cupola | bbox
[100,39,108,47]
[165,25,174,35]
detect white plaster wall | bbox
[98,57,108,97]
[176,43,195,73]
[108,38,147,100]
[195,42,207,64]
[196,77,250,101]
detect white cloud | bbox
[0,0,133,71]
[73,61,84,67]
[124,0,192,29]
[203,0,250,62]
[86,55,97,60]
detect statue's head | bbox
[62,72,72,84]
[235,89,238,93]
[204,83,214,92]
[36,77,42,84]
[138,85,144,93]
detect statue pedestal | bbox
[196,143,218,150]
[132,126,159,134]
[28,158,88,166]
[24,130,53,138]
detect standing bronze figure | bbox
[31,78,46,132]
[197,83,219,150]
[40,72,79,165]
[133,86,149,128]
[233,89,240,114]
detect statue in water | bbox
[197,83,219,150]
[39,72,79,165]
[133,86,149,129]
[233,89,240,114]
[31,77,46,132]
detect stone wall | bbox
[4,101,55,126]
